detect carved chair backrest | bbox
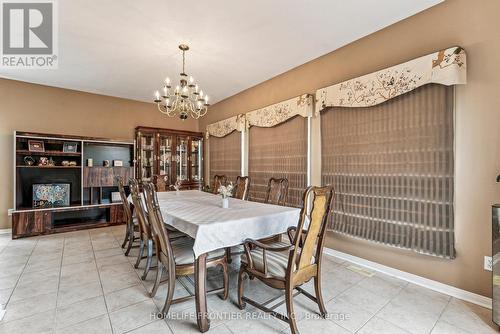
[142,182,175,263]
[116,176,132,223]
[265,178,289,206]
[288,186,334,277]
[233,176,250,200]
[152,174,169,192]
[212,175,227,194]
[129,179,152,238]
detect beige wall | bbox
[199,0,500,297]
[0,78,198,230]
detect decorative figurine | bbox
[24,156,35,166]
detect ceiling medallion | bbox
[154,44,209,120]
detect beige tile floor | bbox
[0,225,497,334]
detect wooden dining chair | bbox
[212,174,227,194]
[152,174,169,192]
[129,179,156,280]
[141,182,229,314]
[233,176,250,200]
[237,186,335,334]
[265,178,289,206]
[117,176,139,256]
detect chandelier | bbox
[154,44,209,119]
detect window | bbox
[321,84,455,258]
[209,131,241,185]
[248,116,307,207]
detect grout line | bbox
[51,234,67,332]
[428,297,452,333]
[3,237,40,311]
[89,230,116,334]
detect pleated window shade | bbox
[249,116,307,207]
[321,84,455,258]
[209,131,241,185]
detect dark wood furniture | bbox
[152,174,169,191]
[117,176,138,256]
[265,178,289,206]
[12,131,134,238]
[138,182,229,316]
[135,127,203,189]
[233,176,250,200]
[211,174,227,194]
[238,186,335,334]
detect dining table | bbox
[136,190,301,332]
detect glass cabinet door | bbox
[158,134,172,184]
[191,138,203,182]
[139,133,154,181]
[176,136,188,182]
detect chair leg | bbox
[150,260,163,298]
[314,275,327,317]
[124,224,134,256]
[141,238,153,280]
[134,238,145,269]
[161,262,176,315]
[285,283,299,334]
[225,247,232,264]
[121,223,129,248]
[237,268,247,310]
[220,262,229,300]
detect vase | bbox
[221,197,229,209]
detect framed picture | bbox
[63,142,78,153]
[32,183,70,208]
[28,140,45,152]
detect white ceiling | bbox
[0,0,442,104]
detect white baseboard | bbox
[323,248,492,310]
[0,229,10,235]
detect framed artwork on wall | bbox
[32,183,70,208]
[28,140,45,152]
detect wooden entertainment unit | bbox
[12,131,134,238]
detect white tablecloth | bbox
[133,190,300,258]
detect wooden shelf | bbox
[16,150,81,156]
[16,165,81,169]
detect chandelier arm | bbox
[157,103,175,117]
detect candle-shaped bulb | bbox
[163,86,167,94]
[165,77,170,85]
[195,84,199,92]
[175,85,180,92]
[199,90,203,97]
[155,90,160,100]
[205,95,209,102]
[189,76,194,83]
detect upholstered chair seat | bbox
[171,237,226,265]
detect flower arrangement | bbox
[218,182,234,199]
[170,179,182,192]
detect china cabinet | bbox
[135,127,203,189]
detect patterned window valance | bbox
[246,94,313,128]
[315,46,466,113]
[206,114,246,139]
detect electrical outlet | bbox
[484,256,493,271]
